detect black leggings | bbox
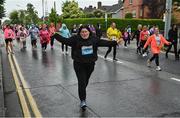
[150,54,159,66]
[73,61,95,101]
[42,42,47,50]
[140,40,148,54]
[124,39,128,47]
[31,40,37,47]
[166,43,178,58]
[50,36,55,46]
[105,46,116,59]
[62,43,68,52]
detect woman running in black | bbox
[52,25,117,110]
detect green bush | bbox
[62,18,164,32]
[125,13,133,19]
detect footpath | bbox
[0,29,5,116]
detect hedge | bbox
[62,18,164,31]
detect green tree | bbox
[0,0,5,18]
[62,0,84,18]
[19,10,26,24]
[49,8,58,25]
[143,0,166,18]
[26,3,39,24]
[9,10,20,24]
[93,9,104,18]
[125,13,133,19]
[3,19,11,25]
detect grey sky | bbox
[4,0,118,19]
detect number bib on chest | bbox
[81,46,93,55]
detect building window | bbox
[140,9,143,17]
[132,10,136,18]
[129,0,132,4]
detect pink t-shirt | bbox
[4,28,15,39]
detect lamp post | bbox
[105,13,108,29]
[164,0,172,39]
[42,0,45,22]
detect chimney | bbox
[98,1,102,9]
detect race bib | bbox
[81,46,93,55]
[112,36,116,41]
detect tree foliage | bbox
[93,9,104,18]
[48,8,58,24]
[9,10,20,24]
[62,0,84,18]
[26,3,39,24]
[143,0,166,18]
[0,0,5,18]
[9,3,39,25]
[125,13,133,19]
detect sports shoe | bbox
[165,53,168,59]
[104,55,107,59]
[147,59,151,67]
[156,66,162,71]
[113,58,118,61]
[80,100,87,108]
[142,53,147,57]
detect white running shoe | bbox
[147,59,151,67]
[142,53,147,57]
[80,100,87,108]
[156,66,162,71]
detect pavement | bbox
[0,33,180,117]
[0,30,5,117]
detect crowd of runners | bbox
[1,21,180,110]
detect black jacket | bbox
[52,33,117,63]
[168,29,178,43]
[132,30,141,40]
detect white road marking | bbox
[170,78,180,82]
[98,54,123,64]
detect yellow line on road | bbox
[12,55,42,117]
[8,54,31,117]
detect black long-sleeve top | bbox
[168,29,178,43]
[132,30,141,40]
[52,33,117,63]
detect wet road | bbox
[2,37,180,117]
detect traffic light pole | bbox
[42,0,45,23]
[164,0,172,39]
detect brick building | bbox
[123,0,149,18]
[122,0,165,19]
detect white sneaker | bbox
[156,66,162,71]
[80,100,87,108]
[125,46,128,48]
[147,59,151,67]
[142,53,147,57]
[65,51,68,54]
